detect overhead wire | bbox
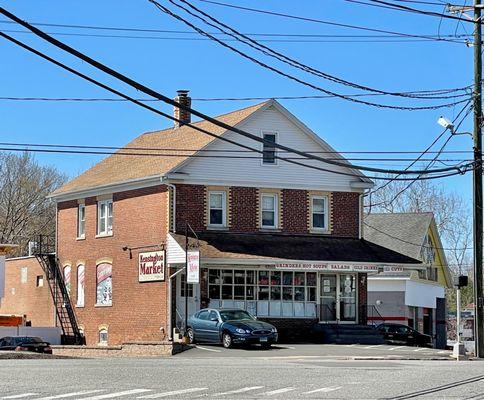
[150,1,471,110]
[0,29,470,182]
[0,6,474,177]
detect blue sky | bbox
[0,0,475,201]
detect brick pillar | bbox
[358,273,368,325]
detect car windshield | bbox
[14,337,42,345]
[219,310,255,322]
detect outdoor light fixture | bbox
[437,116,454,132]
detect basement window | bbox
[99,328,108,346]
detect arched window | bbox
[96,263,112,306]
[77,265,85,307]
[98,327,108,346]
[63,265,71,296]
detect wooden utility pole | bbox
[473,0,484,358]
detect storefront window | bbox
[96,263,112,306]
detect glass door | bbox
[320,274,337,322]
[339,274,357,322]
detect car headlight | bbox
[271,327,277,333]
[235,328,247,334]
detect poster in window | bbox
[187,250,200,284]
[77,265,85,307]
[96,263,112,305]
[64,266,71,296]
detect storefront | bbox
[167,232,422,332]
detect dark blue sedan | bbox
[187,308,278,348]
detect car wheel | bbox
[187,328,196,344]
[222,332,233,348]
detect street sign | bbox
[187,250,200,284]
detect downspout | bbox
[359,190,368,239]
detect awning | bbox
[167,232,422,270]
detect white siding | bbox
[166,234,185,264]
[174,106,364,192]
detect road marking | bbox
[36,391,105,400]
[282,346,296,350]
[388,347,400,350]
[194,345,221,353]
[364,345,382,349]
[76,389,152,399]
[213,386,264,396]
[2,395,38,399]
[262,387,296,396]
[302,386,342,394]
[138,388,208,399]
[413,347,426,352]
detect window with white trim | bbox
[262,132,277,165]
[311,196,328,230]
[97,200,113,236]
[261,193,278,229]
[77,204,85,238]
[208,191,226,227]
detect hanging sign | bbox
[187,250,200,284]
[139,251,165,282]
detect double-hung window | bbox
[262,132,277,165]
[261,193,278,229]
[311,196,328,231]
[208,191,226,227]
[97,200,113,236]
[77,204,86,238]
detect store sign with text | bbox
[274,263,379,273]
[187,250,200,284]
[139,251,165,282]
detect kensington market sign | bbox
[139,251,165,282]
[274,263,380,273]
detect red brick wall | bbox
[57,185,169,346]
[282,189,309,234]
[331,192,360,237]
[0,257,55,327]
[175,184,206,233]
[230,186,258,232]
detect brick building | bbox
[47,93,421,346]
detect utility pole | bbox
[473,0,484,359]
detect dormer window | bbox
[262,132,277,165]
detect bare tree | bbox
[0,152,66,257]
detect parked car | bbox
[187,309,278,348]
[376,323,433,347]
[0,336,53,354]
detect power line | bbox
[0,7,474,178]
[167,0,469,101]
[1,28,469,182]
[152,1,472,110]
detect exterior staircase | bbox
[33,235,84,345]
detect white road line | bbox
[262,387,296,396]
[345,344,357,347]
[138,388,207,399]
[194,345,221,353]
[76,389,152,399]
[2,395,38,399]
[35,390,105,400]
[413,348,426,352]
[388,347,400,351]
[213,386,264,396]
[302,386,342,394]
[364,345,382,349]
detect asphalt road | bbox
[0,348,483,400]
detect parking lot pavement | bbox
[176,343,453,360]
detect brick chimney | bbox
[173,90,191,128]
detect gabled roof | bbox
[51,101,270,197]
[364,213,433,261]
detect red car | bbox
[0,336,53,354]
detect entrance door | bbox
[319,274,357,323]
[175,272,200,331]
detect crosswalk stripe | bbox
[262,387,296,396]
[76,389,152,399]
[302,386,342,394]
[137,388,207,399]
[35,390,105,399]
[2,395,37,399]
[213,386,264,396]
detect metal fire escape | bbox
[33,235,83,345]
